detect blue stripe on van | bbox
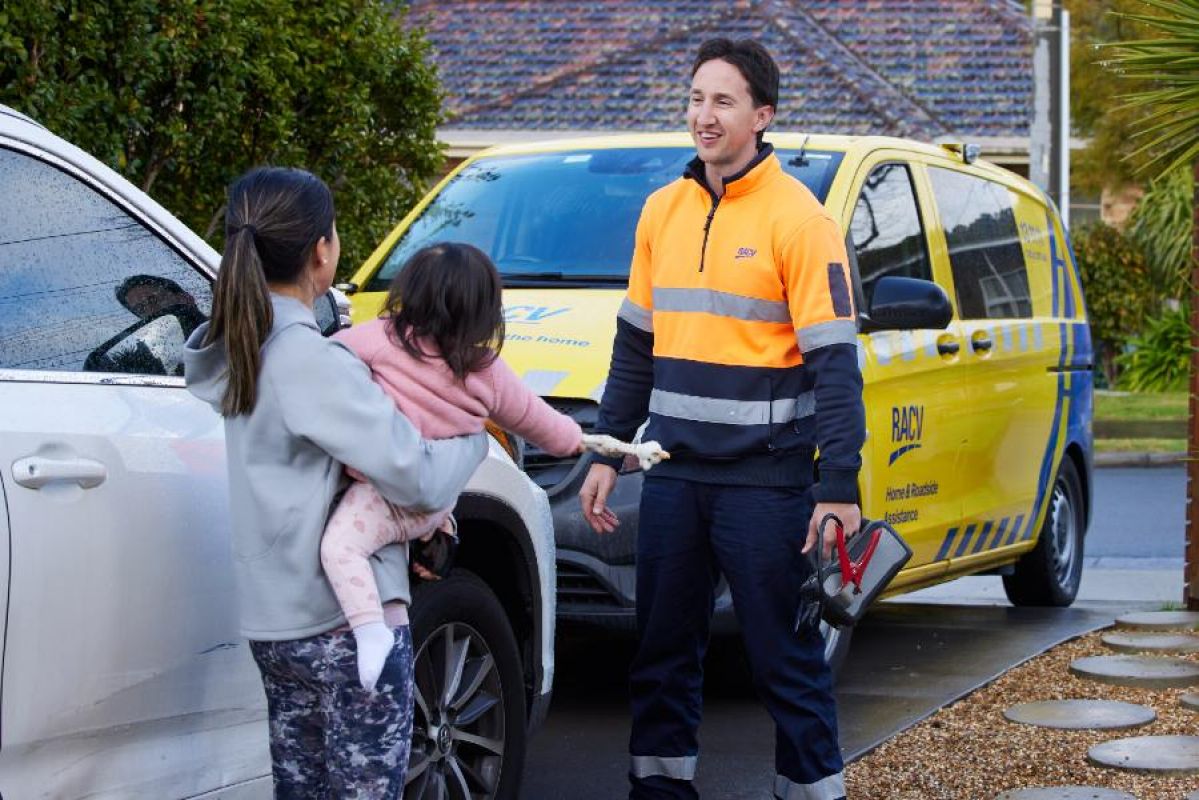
[1004,514,1025,547]
[971,520,994,554]
[954,523,979,558]
[989,517,1010,549]
[936,528,959,561]
[1023,322,1071,542]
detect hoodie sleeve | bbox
[268,330,487,512]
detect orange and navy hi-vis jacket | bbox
[594,144,865,503]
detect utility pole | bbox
[1029,0,1070,225]
[1190,160,1199,611]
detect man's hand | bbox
[803,502,862,562]
[578,463,620,534]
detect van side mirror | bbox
[861,276,953,332]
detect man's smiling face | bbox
[687,58,774,176]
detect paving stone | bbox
[1002,699,1155,730]
[1069,654,1199,689]
[1101,631,1199,654]
[1087,735,1199,775]
[994,789,1136,800]
[1182,692,1199,712]
[1115,610,1199,631]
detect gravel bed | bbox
[844,630,1199,799]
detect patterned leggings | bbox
[250,625,415,799]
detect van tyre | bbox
[1003,458,1085,607]
[406,570,527,800]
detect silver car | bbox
[0,104,554,800]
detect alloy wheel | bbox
[406,622,506,799]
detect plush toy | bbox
[581,434,671,472]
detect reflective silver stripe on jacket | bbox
[795,320,858,353]
[631,755,698,780]
[653,287,790,324]
[650,388,816,426]
[773,771,846,800]
[618,297,654,332]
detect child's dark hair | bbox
[383,242,505,382]
[692,38,780,145]
[205,167,335,416]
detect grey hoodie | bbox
[185,294,487,641]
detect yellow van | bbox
[345,133,1092,661]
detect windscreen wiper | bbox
[502,272,627,285]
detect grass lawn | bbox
[1094,437,1186,454]
[1094,390,1188,421]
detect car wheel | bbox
[1003,458,1085,607]
[405,570,527,800]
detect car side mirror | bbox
[861,276,953,332]
[315,288,351,337]
[84,313,188,376]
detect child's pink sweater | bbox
[333,319,581,455]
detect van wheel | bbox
[405,570,527,800]
[1003,458,1085,607]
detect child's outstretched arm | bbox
[485,356,584,456]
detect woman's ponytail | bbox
[206,226,273,416]
[204,167,335,417]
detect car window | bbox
[368,147,844,291]
[928,167,1032,320]
[0,147,211,375]
[849,162,932,307]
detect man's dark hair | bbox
[691,38,780,145]
[115,274,186,309]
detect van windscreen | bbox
[368,147,842,290]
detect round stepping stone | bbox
[1069,655,1199,689]
[1182,692,1199,712]
[1003,699,1155,730]
[1087,735,1199,775]
[1115,610,1199,631]
[1102,631,1199,654]
[995,790,1136,800]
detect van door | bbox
[923,165,1060,567]
[839,156,968,581]
[0,143,268,799]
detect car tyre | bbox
[405,570,527,800]
[1003,458,1085,607]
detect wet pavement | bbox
[523,603,1116,799]
[521,467,1183,797]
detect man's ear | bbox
[755,105,776,133]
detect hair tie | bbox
[241,223,258,238]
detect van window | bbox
[849,163,931,306]
[369,147,843,291]
[928,167,1032,320]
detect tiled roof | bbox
[404,0,1032,139]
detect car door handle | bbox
[972,337,994,352]
[12,456,107,490]
[937,340,960,356]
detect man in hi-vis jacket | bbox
[579,38,865,800]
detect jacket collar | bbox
[683,142,779,200]
[270,292,319,333]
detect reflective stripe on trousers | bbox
[631,754,698,781]
[774,772,847,800]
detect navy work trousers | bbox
[628,476,845,800]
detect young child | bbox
[325,242,583,690]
